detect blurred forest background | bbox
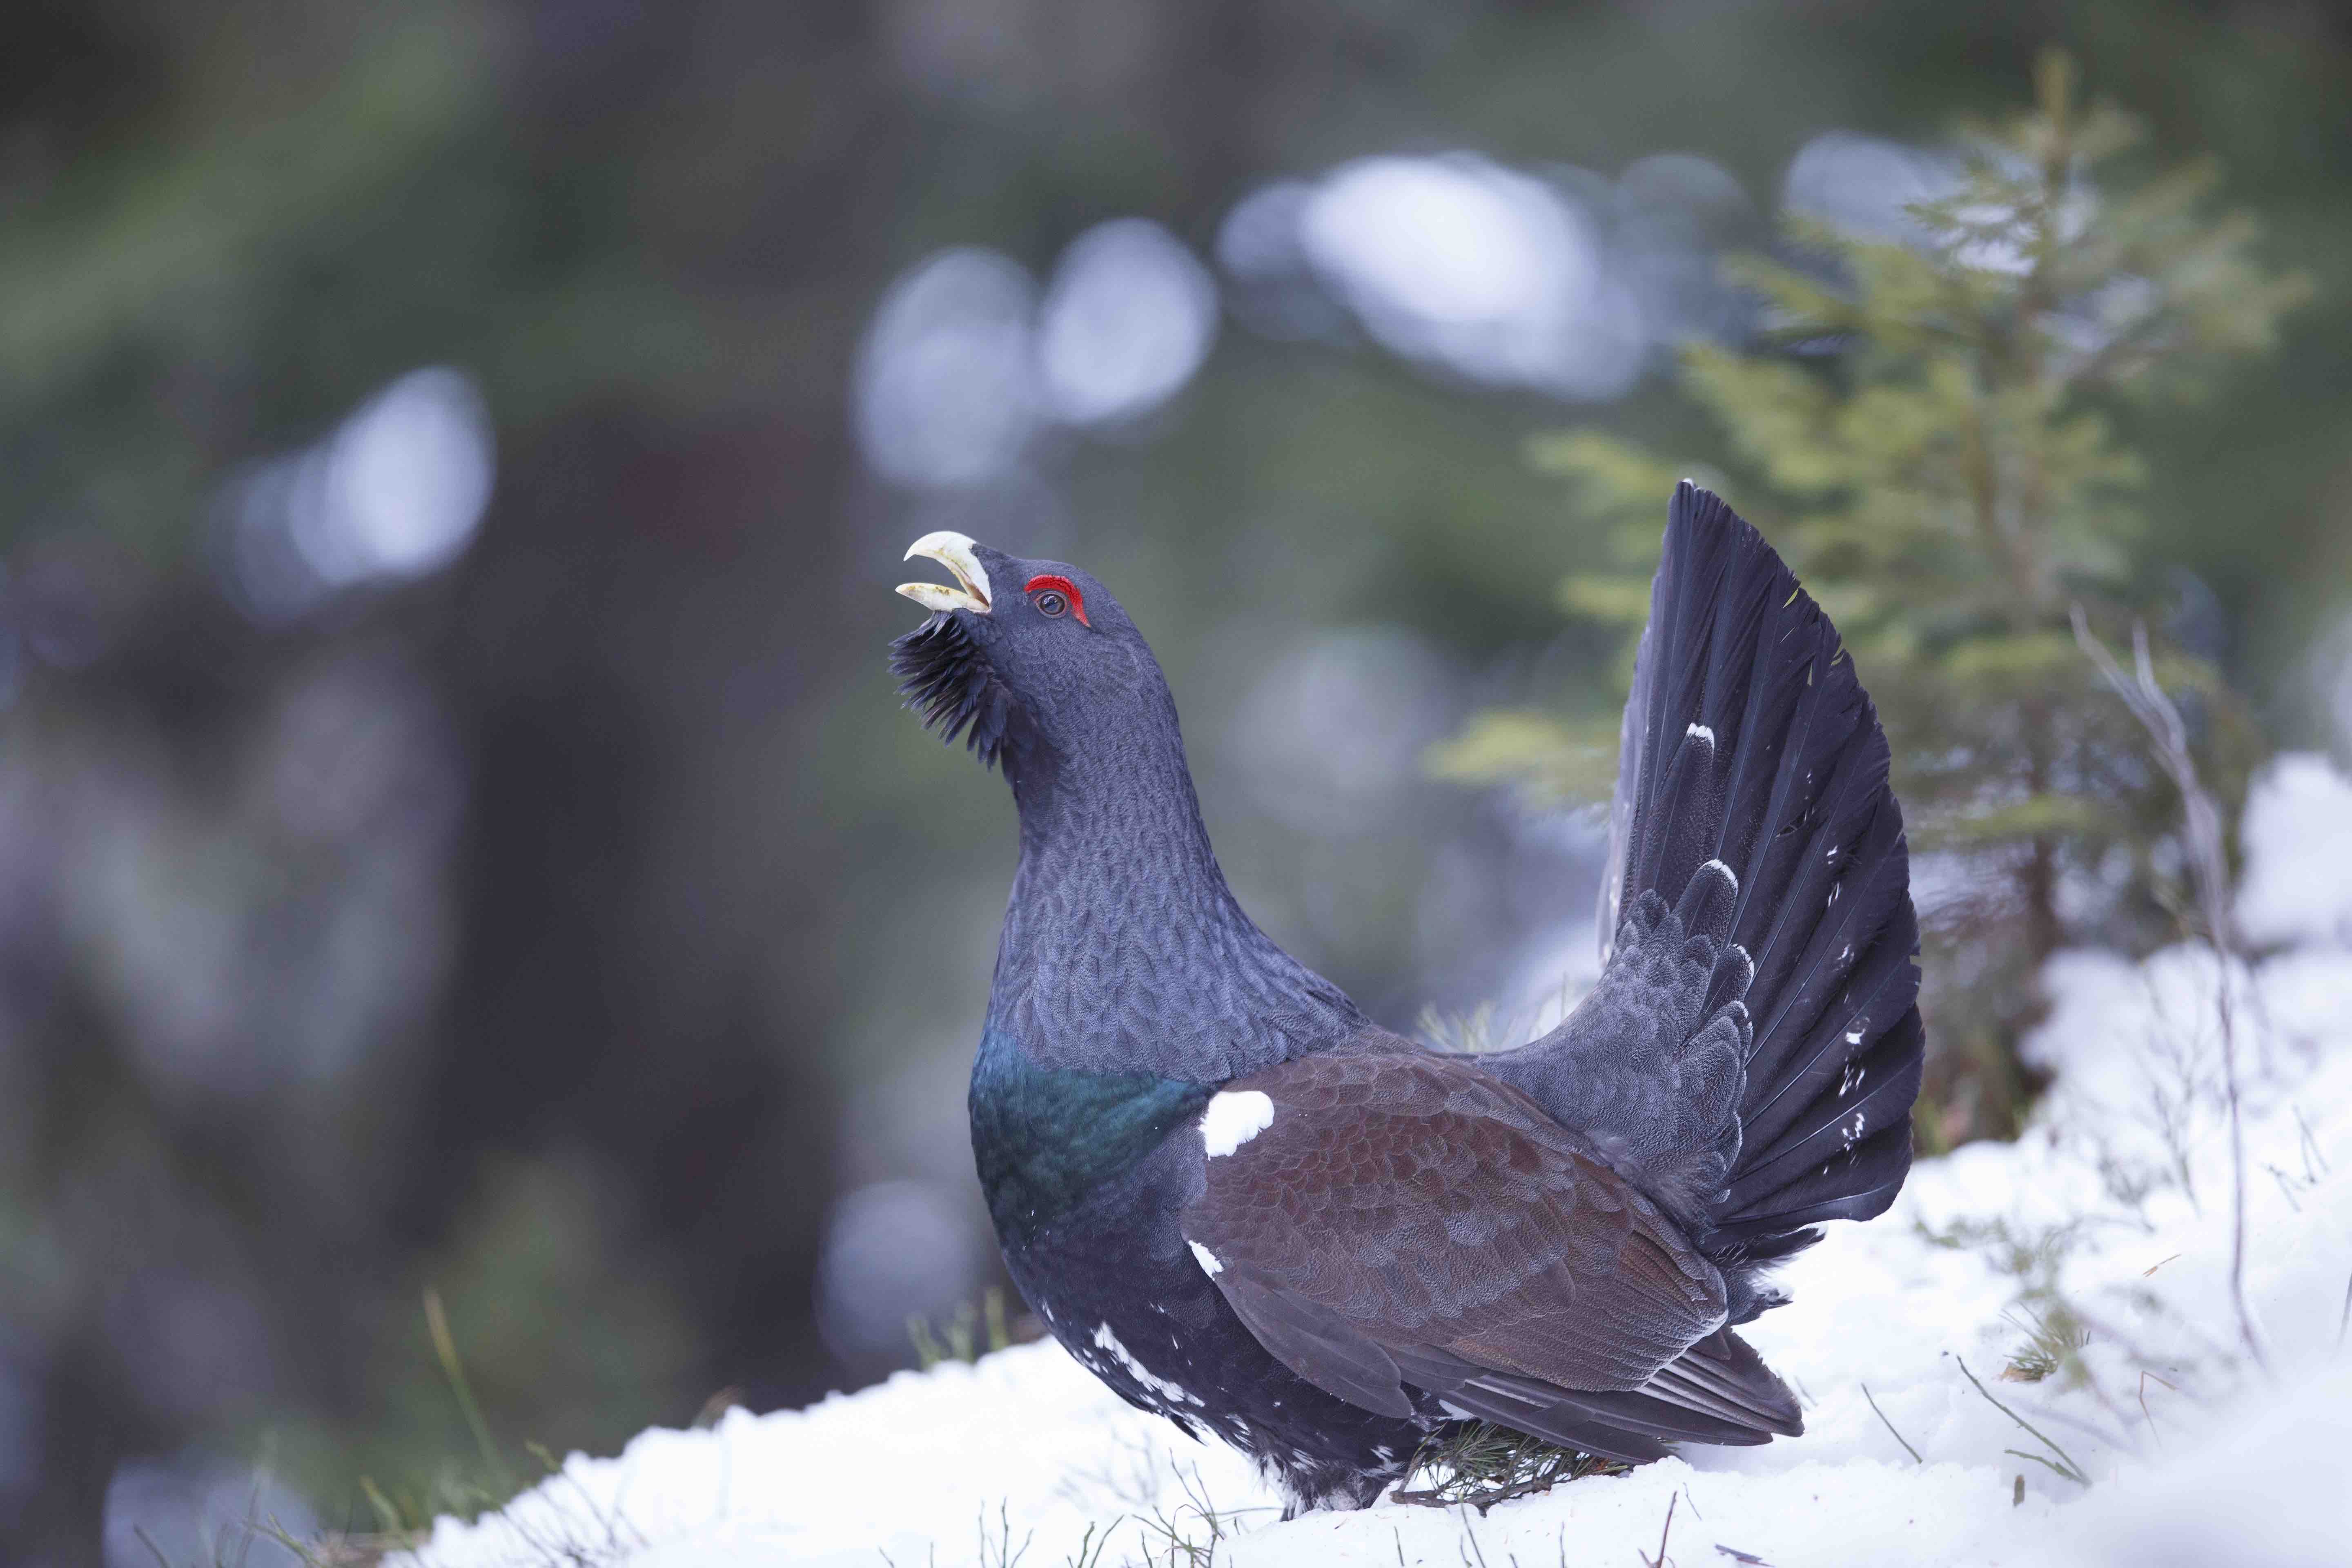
[2,2,2349,1563]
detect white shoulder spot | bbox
[1200,1089,1274,1158]
[1187,1240,1225,1276]
[1686,722,1715,744]
[1697,857,1738,893]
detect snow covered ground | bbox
[400,756,2352,1568]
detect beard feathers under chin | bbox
[889,612,1024,771]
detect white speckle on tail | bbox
[1686,723,1715,744]
[1698,857,1739,893]
[1187,1241,1225,1276]
[1201,1090,1275,1157]
[1845,1027,1865,1045]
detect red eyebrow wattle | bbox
[1023,574,1089,626]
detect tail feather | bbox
[1483,484,1923,1316]
[1723,1022,1923,1214]
[1599,485,1924,1265]
[1718,1011,1926,1231]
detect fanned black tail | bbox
[1604,484,1923,1307]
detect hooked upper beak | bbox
[897,531,993,615]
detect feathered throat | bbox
[890,612,1029,771]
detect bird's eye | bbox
[1021,573,1089,626]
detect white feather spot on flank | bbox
[1091,1322,1200,1407]
[1686,722,1715,744]
[1188,1240,1225,1276]
[1200,1090,1275,1157]
[1698,857,1738,893]
[1845,1027,1865,1045]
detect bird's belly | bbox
[1010,1229,1242,1432]
[995,1129,1433,1499]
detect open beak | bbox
[897,531,993,615]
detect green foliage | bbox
[1393,1421,1630,1513]
[1999,1303,2091,1385]
[236,1155,703,1555]
[237,1294,584,1568]
[1452,53,2308,1142]
[910,1286,1018,1370]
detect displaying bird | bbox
[890,483,1923,1517]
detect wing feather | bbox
[1181,1051,1797,1457]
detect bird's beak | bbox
[897,531,993,615]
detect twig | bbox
[977,1500,1033,1568]
[2072,608,2267,1374]
[1063,1517,1120,1568]
[2294,1107,2328,1180]
[2136,1370,2176,1451]
[1861,1383,1923,1464]
[1950,1354,2090,1486]
[1459,1511,1491,1568]
[1638,1491,1677,1568]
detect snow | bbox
[2236,752,2352,949]
[401,757,2352,1568]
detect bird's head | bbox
[889,530,1167,777]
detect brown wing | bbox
[1181,1050,1800,1462]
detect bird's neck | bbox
[988,702,1361,1083]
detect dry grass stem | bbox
[2071,608,2266,1374]
[1860,1383,1924,1463]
